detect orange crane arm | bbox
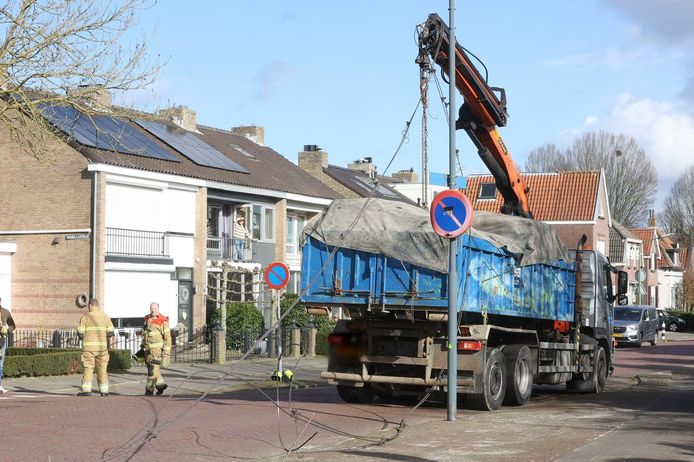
[418,13,532,218]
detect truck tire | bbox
[503,345,534,406]
[336,384,375,404]
[469,348,506,411]
[566,346,607,394]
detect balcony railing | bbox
[106,228,168,257]
[207,236,253,261]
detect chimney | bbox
[298,145,328,178]
[68,85,112,111]
[392,168,418,183]
[158,106,197,132]
[647,209,656,227]
[231,125,265,146]
[348,157,376,179]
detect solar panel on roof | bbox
[136,119,249,173]
[39,104,180,162]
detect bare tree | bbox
[523,143,570,172]
[0,0,160,160]
[526,131,657,228]
[662,165,694,248]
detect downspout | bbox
[91,171,98,299]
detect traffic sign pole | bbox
[264,262,290,375]
[447,0,457,423]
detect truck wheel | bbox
[336,384,375,404]
[566,346,607,394]
[503,345,534,406]
[591,347,607,393]
[469,348,506,411]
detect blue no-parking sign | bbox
[430,190,473,239]
[264,262,290,290]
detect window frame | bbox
[250,204,276,242]
[478,182,497,200]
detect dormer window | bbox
[478,183,497,200]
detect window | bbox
[287,214,306,255]
[207,205,222,237]
[597,198,604,218]
[287,270,301,294]
[264,208,274,240]
[250,204,275,241]
[597,240,606,255]
[230,144,256,160]
[478,183,497,200]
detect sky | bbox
[120,0,694,206]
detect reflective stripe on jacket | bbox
[142,315,171,353]
[77,311,115,352]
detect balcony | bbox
[106,228,168,257]
[207,236,254,261]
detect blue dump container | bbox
[301,233,576,322]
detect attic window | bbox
[230,144,256,160]
[478,183,497,200]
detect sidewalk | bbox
[2,355,328,397]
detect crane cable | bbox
[419,55,430,209]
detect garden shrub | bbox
[4,348,132,377]
[211,302,264,350]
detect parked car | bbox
[657,309,687,332]
[613,305,659,347]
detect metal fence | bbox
[206,236,254,261]
[6,326,315,364]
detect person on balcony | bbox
[0,296,16,394]
[234,216,250,260]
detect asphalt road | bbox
[0,333,692,461]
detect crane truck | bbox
[299,14,627,411]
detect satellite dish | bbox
[636,268,646,283]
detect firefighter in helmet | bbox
[141,302,171,395]
[76,298,115,396]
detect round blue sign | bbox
[265,262,290,290]
[430,190,473,239]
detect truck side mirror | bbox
[617,271,628,296]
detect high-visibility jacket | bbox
[142,314,171,354]
[77,310,115,352]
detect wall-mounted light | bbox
[51,237,61,246]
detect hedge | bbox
[315,328,331,356]
[3,348,132,378]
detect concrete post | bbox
[289,321,301,358]
[306,324,317,357]
[212,321,226,364]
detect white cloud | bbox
[576,93,694,188]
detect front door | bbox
[178,280,194,341]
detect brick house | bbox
[0,102,339,331]
[463,170,611,254]
[630,211,684,309]
[609,220,644,304]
